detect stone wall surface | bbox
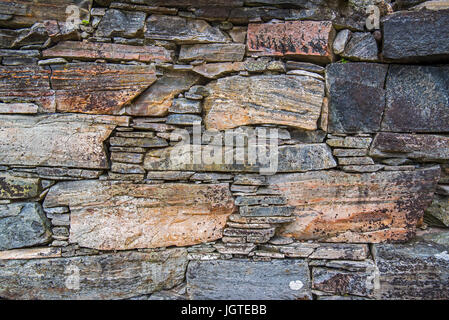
[0,0,449,300]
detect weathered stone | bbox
[146,171,194,181]
[240,206,294,217]
[341,165,384,173]
[126,71,201,116]
[271,167,440,243]
[0,248,187,300]
[247,21,335,63]
[286,69,324,80]
[214,243,256,255]
[0,247,61,260]
[338,157,374,166]
[235,195,287,206]
[187,259,312,300]
[327,136,373,149]
[179,44,246,62]
[145,15,227,44]
[204,75,324,130]
[190,173,233,181]
[326,63,388,133]
[309,244,369,260]
[111,152,144,164]
[0,202,51,250]
[192,62,245,79]
[412,1,449,10]
[0,172,40,200]
[0,0,92,28]
[373,232,449,299]
[382,65,449,132]
[51,63,157,114]
[0,114,128,169]
[169,98,202,114]
[234,174,266,186]
[285,61,325,74]
[109,136,168,148]
[166,114,202,126]
[38,58,67,66]
[393,0,427,9]
[44,181,235,250]
[312,267,376,298]
[333,29,351,55]
[341,32,378,61]
[425,195,449,227]
[0,102,38,114]
[369,133,449,162]
[36,167,103,179]
[96,9,145,38]
[111,163,145,174]
[382,10,449,62]
[333,149,367,157]
[43,41,172,63]
[0,65,55,111]
[144,143,336,173]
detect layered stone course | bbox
[0,0,449,300]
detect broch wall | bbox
[0,0,449,300]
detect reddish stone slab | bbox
[247,21,335,63]
[43,41,173,63]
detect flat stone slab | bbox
[0,202,51,250]
[382,9,449,62]
[0,172,40,200]
[187,259,312,300]
[0,114,128,169]
[382,65,449,132]
[270,167,440,243]
[247,20,335,63]
[44,181,235,250]
[204,75,324,130]
[0,248,187,300]
[179,43,246,62]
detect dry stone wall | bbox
[0,0,448,300]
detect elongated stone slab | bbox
[204,75,324,130]
[382,65,449,132]
[144,143,336,173]
[187,259,312,300]
[145,15,228,44]
[247,21,335,63]
[0,202,51,250]
[43,41,172,63]
[0,65,55,111]
[369,133,449,162]
[271,167,440,243]
[44,181,235,250]
[51,63,156,114]
[0,247,61,260]
[0,172,40,200]
[0,248,187,300]
[0,114,127,168]
[179,44,246,62]
[382,10,449,62]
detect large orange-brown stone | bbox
[51,63,157,114]
[43,181,236,250]
[269,167,440,243]
[43,41,173,63]
[247,21,335,63]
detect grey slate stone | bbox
[382,9,449,62]
[326,63,388,133]
[382,65,449,132]
[169,98,202,114]
[0,202,51,250]
[187,259,312,300]
[341,32,378,62]
[96,9,146,38]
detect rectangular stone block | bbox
[0,172,40,200]
[43,181,235,250]
[270,167,440,243]
[43,41,173,63]
[247,21,335,63]
[0,248,187,300]
[381,65,449,132]
[187,259,312,300]
[179,43,246,62]
[204,75,324,130]
[0,114,128,169]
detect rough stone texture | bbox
[145,15,227,44]
[247,21,335,63]
[425,195,449,227]
[0,202,51,250]
[187,259,312,300]
[44,181,235,250]
[51,63,157,115]
[326,63,388,133]
[95,9,146,38]
[271,167,440,243]
[204,75,324,130]
[169,98,202,114]
[179,44,246,62]
[341,32,378,62]
[126,71,201,116]
[43,41,172,63]
[369,133,449,162]
[382,65,449,132]
[373,232,449,299]
[0,172,40,200]
[0,247,61,260]
[0,102,38,114]
[0,248,188,300]
[382,10,449,62]
[0,114,127,169]
[144,143,336,173]
[192,62,245,79]
[333,29,351,55]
